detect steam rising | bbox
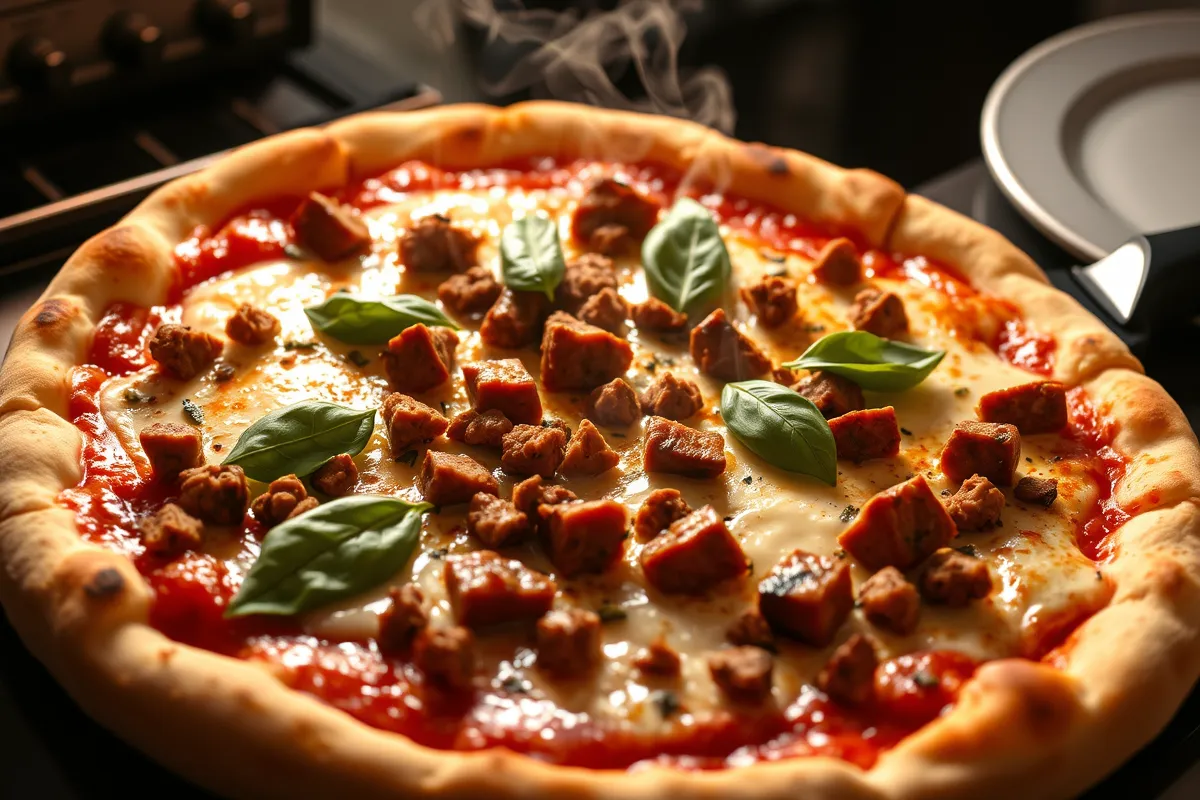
[416,0,735,134]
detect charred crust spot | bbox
[33,298,72,330]
[744,143,789,176]
[84,568,124,599]
[457,124,485,143]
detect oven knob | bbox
[104,12,165,69]
[197,0,257,44]
[6,36,71,94]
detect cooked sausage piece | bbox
[1015,476,1058,507]
[740,275,798,328]
[631,297,687,332]
[772,366,798,386]
[978,381,1068,435]
[838,475,958,571]
[578,286,628,333]
[400,214,480,273]
[467,492,532,548]
[810,237,862,286]
[480,288,550,349]
[536,608,603,677]
[919,548,993,606]
[444,550,556,628]
[149,324,223,380]
[413,625,475,690]
[438,266,501,315]
[382,324,458,394]
[858,567,921,635]
[140,422,203,479]
[792,371,865,419]
[633,488,691,541]
[643,416,727,478]
[382,392,449,455]
[571,177,661,255]
[944,474,1004,530]
[377,583,427,654]
[590,378,641,427]
[557,253,618,314]
[758,548,853,646]
[689,308,772,381]
[829,406,901,462]
[544,499,628,577]
[940,421,1021,486]
[139,503,203,557]
[849,287,908,337]
[726,607,776,651]
[311,454,358,496]
[817,634,878,706]
[634,637,681,677]
[512,475,578,518]
[639,373,704,420]
[446,408,513,449]
[540,311,634,392]
[641,505,747,594]
[559,420,619,476]
[290,191,372,261]
[250,474,318,528]
[225,303,280,346]
[419,451,498,507]
[501,423,567,478]
[177,465,249,526]
[462,358,542,425]
[709,646,773,704]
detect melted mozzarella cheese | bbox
[99,188,1112,731]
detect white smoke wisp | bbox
[415,0,736,135]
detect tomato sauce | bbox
[235,635,970,769]
[995,318,1055,376]
[56,157,1133,770]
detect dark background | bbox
[331,0,1200,188]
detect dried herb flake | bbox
[839,505,860,523]
[182,398,205,426]
[596,604,628,623]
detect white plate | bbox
[981,11,1200,261]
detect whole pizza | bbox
[2,102,1198,799]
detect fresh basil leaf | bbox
[784,331,945,392]
[499,214,566,300]
[304,293,460,344]
[222,401,376,482]
[721,380,836,485]
[225,495,431,617]
[641,197,731,316]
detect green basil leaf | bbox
[222,401,376,482]
[500,214,566,300]
[641,197,731,316]
[721,380,836,485]
[784,331,945,392]
[225,495,432,617]
[304,294,460,344]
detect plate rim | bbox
[980,9,1200,263]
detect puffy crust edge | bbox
[0,101,1196,800]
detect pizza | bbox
[1,102,1198,800]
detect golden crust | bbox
[0,100,1197,800]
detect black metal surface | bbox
[0,32,438,278]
